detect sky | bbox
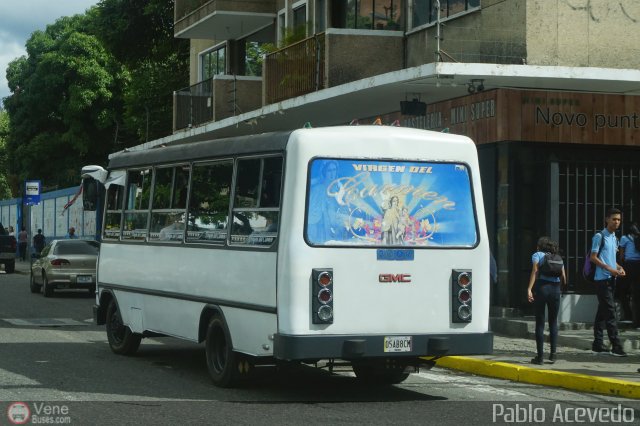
[0,0,100,104]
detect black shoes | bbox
[592,343,608,354]
[549,353,557,363]
[530,356,543,365]
[611,346,628,357]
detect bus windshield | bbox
[305,158,478,247]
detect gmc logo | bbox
[379,274,412,283]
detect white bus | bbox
[82,126,492,387]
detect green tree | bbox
[92,0,189,141]
[4,14,127,188]
[0,110,12,198]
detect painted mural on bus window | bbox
[306,159,478,247]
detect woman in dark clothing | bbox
[526,236,566,365]
[620,223,640,327]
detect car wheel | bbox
[205,315,246,388]
[42,273,53,297]
[29,272,41,294]
[352,360,410,385]
[4,261,15,274]
[106,299,141,355]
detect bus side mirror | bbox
[82,178,99,211]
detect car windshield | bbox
[54,241,100,255]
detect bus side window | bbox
[186,160,233,243]
[103,183,124,240]
[149,165,190,242]
[231,156,282,246]
[122,168,151,241]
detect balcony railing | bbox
[173,79,213,132]
[264,33,325,105]
[174,0,210,23]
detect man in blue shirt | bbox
[591,208,626,356]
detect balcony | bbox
[174,76,262,132]
[264,29,404,106]
[174,0,276,40]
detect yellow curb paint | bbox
[427,356,640,399]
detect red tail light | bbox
[50,259,70,267]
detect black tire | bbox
[352,360,410,385]
[106,299,141,355]
[42,273,53,298]
[29,272,41,294]
[4,261,15,274]
[205,316,247,388]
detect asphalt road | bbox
[1,268,639,425]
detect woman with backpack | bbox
[526,236,566,365]
[620,223,640,327]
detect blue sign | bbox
[377,249,415,261]
[306,159,478,247]
[24,180,41,206]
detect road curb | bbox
[432,356,640,399]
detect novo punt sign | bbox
[24,180,41,206]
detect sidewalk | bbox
[433,315,640,399]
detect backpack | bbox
[538,253,563,277]
[582,232,606,284]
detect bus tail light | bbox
[452,270,472,323]
[312,268,333,324]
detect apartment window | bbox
[293,2,307,29]
[316,0,326,32]
[201,45,226,80]
[411,0,479,29]
[345,0,403,30]
[278,10,286,43]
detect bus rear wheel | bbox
[205,316,246,388]
[106,299,141,355]
[352,360,410,385]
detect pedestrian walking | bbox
[526,236,566,365]
[591,207,627,356]
[17,226,28,261]
[67,227,78,239]
[619,222,640,328]
[32,229,46,255]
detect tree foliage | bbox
[2,0,189,192]
[0,111,12,198]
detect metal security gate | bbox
[556,163,640,292]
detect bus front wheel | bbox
[205,316,244,388]
[106,299,141,355]
[352,360,410,385]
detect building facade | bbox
[156,0,640,311]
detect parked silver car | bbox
[30,239,100,297]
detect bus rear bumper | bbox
[273,332,493,361]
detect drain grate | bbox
[2,318,89,326]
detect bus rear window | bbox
[305,159,478,247]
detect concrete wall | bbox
[526,0,640,68]
[406,0,526,66]
[325,29,404,87]
[212,76,262,120]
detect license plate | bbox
[76,275,92,283]
[384,336,412,353]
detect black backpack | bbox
[582,232,606,284]
[539,253,563,277]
